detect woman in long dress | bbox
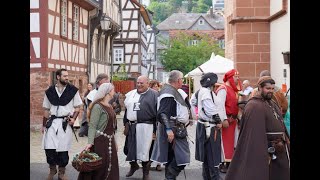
[78,83,119,180]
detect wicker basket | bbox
[72,150,103,172]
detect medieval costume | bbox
[78,103,119,180]
[215,69,241,171]
[78,88,94,137]
[42,83,82,179]
[151,84,191,179]
[250,86,288,117]
[123,88,158,179]
[225,77,290,180]
[193,73,223,180]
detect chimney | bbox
[210,6,213,17]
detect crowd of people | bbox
[41,68,290,180]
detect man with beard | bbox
[123,75,158,180]
[151,70,191,180]
[215,69,242,173]
[250,70,288,117]
[41,69,82,180]
[225,76,290,180]
[193,72,223,180]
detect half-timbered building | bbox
[113,0,152,78]
[88,0,122,82]
[30,0,100,126]
[145,23,159,79]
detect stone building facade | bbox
[224,0,289,87]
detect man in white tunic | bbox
[123,75,158,180]
[41,69,82,180]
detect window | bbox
[113,48,124,64]
[72,4,79,41]
[219,39,225,49]
[188,40,198,46]
[60,0,68,37]
[51,71,57,85]
[199,19,204,25]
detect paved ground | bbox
[30,112,225,179]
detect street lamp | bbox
[282,51,290,65]
[100,16,111,31]
[100,15,111,80]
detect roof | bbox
[169,30,225,40]
[130,0,152,25]
[71,0,99,10]
[157,13,224,30]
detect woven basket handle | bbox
[79,150,88,159]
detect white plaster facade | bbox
[270,0,290,90]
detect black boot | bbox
[209,167,220,180]
[219,163,227,173]
[126,161,139,177]
[142,161,151,180]
[165,167,177,180]
[202,163,210,180]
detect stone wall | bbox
[225,0,271,85]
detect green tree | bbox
[169,0,183,8]
[148,1,173,25]
[203,0,212,7]
[160,32,225,75]
[192,0,209,13]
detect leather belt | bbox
[46,115,69,130]
[227,114,237,119]
[128,121,137,125]
[198,119,216,124]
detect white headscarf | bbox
[93,83,114,102]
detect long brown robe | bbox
[225,95,290,180]
[78,104,119,180]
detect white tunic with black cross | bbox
[124,88,158,161]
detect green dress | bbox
[284,97,290,136]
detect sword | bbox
[65,117,79,142]
[285,142,290,167]
[186,135,194,144]
[70,124,79,142]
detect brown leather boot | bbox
[142,161,151,180]
[58,167,68,180]
[156,164,162,171]
[126,161,140,177]
[47,165,57,180]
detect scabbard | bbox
[71,125,79,142]
[45,117,54,129]
[214,129,217,142]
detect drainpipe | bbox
[87,8,99,82]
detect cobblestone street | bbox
[30,112,226,179]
